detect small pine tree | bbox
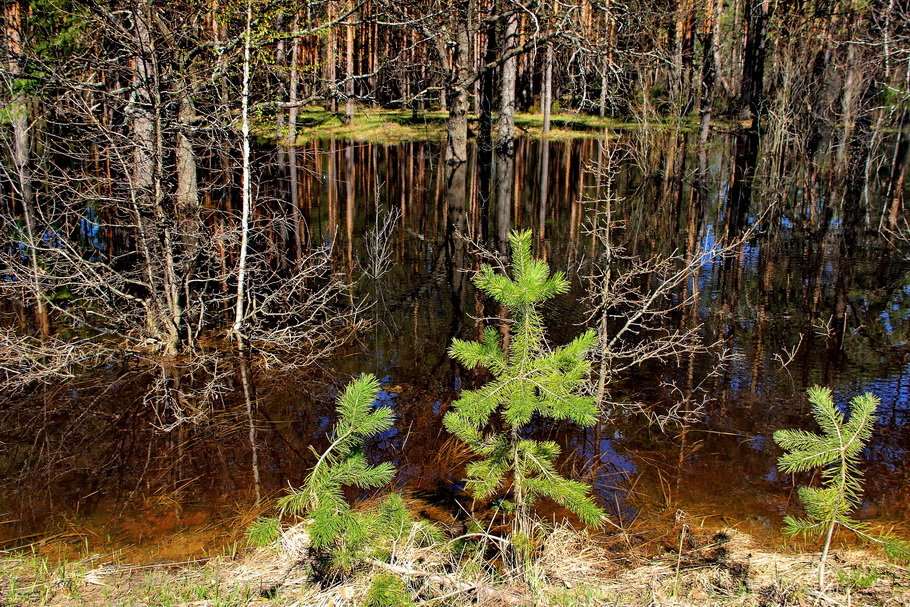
[444,229,606,542]
[774,386,910,589]
[277,374,407,571]
[362,572,416,607]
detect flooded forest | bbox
[2,0,910,604]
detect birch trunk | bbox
[232,1,253,347]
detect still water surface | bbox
[2,129,908,559]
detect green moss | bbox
[255,107,705,145]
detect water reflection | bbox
[2,129,909,556]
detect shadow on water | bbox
[2,128,909,558]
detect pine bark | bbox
[344,1,356,124]
[542,43,553,135]
[445,7,472,165]
[496,11,518,154]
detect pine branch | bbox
[774,386,910,589]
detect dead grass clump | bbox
[594,528,910,606]
[536,524,618,587]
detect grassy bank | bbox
[256,108,699,144]
[3,526,908,606]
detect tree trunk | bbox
[698,0,721,142]
[598,1,617,117]
[542,43,553,135]
[344,1,356,124]
[496,11,518,154]
[739,0,772,126]
[478,16,497,153]
[132,0,181,354]
[445,12,472,165]
[5,2,49,337]
[232,0,253,348]
[325,1,337,112]
[175,96,199,210]
[673,0,696,114]
[288,21,303,261]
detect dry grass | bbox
[3,525,909,606]
[595,529,910,607]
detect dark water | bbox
[2,128,909,558]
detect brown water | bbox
[2,128,909,560]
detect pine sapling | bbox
[444,229,606,546]
[276,374,428,571]
[774,386,910,589]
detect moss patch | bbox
[258,107,703,145]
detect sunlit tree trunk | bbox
[175,96,199,212]
[496,10,518,154]
[673,0,696,114]
[542,43,553,135]
[131,0,181,354]
[445,5,473,165]
[232,0,253,348]
[344,0,356,124]
[325,1,337,112]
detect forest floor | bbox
[3,525,909,607]
[256,108,701,144]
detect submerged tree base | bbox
[4,526,909,606]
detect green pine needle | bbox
[445,229,606,531]
[276,374,419,572]
[774,386,910,578]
